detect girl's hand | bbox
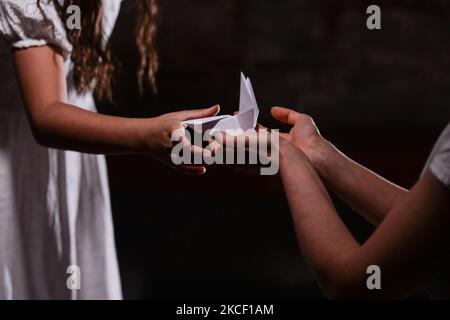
[271,106,323,159]
[141,105,220,175]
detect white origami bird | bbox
[183,73,259,135]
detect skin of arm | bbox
[14,46,219,174]
[272,106,407,226]
[279,139,450,299]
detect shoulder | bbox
[0,0,72,59]
[0,0,63,28]
[429,123,450,190]
[0,0,44,18]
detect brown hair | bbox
[50,0,159,102]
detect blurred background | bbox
[97,0,450,299]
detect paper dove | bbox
[183,73,259,135]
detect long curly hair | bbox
[42,0,159,102]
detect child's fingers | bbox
[179,165,206,175]
[177,105,220,121]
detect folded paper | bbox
[183,72,259,135]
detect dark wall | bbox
[98,0,450,299]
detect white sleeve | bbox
[429,124,450,190]
[0,0,72,59]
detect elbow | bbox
[26,102,62,149]
[30,126,48,147]
[316,273,353,300]
[28,107,55,148]
[314,265,369,300]
[318,269,393,300]
[324,278,401,300]
[33,132,53,148]
[323,278,359,300]
[29,116,55,149]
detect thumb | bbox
[271,106,299,125]
[177,105,220,121]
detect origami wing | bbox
[211,73,259,132]
[183,72,259,134]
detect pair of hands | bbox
[143,104,322,174]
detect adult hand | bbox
[271,106,323,159]
[210,126,277,175]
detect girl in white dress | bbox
[0,0,217,300]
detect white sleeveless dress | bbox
[0,0,122,299]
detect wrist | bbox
[279,138,307,167]
[306,136,332,170]
[135,118,157,154]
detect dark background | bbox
[97,0,450,299]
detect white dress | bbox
[0,0,123,299]
[423,123,450,299]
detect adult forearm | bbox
[280,141,359,292]
[308,137,408,226]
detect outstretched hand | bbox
[209,120,276,175]
[143,105,220,175]
[271,106,322,158]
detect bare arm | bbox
[309,137,407,226]
[14,46,219,173]
[272,107,407,226]
[280,139,450,299]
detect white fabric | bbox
[422,123,450,299]
[0,0,72,58]
[0,0,123,300]
[425,123,450,190]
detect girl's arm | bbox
[279,139,450,299]
[272,107,407,226]
[14,46,219,174]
